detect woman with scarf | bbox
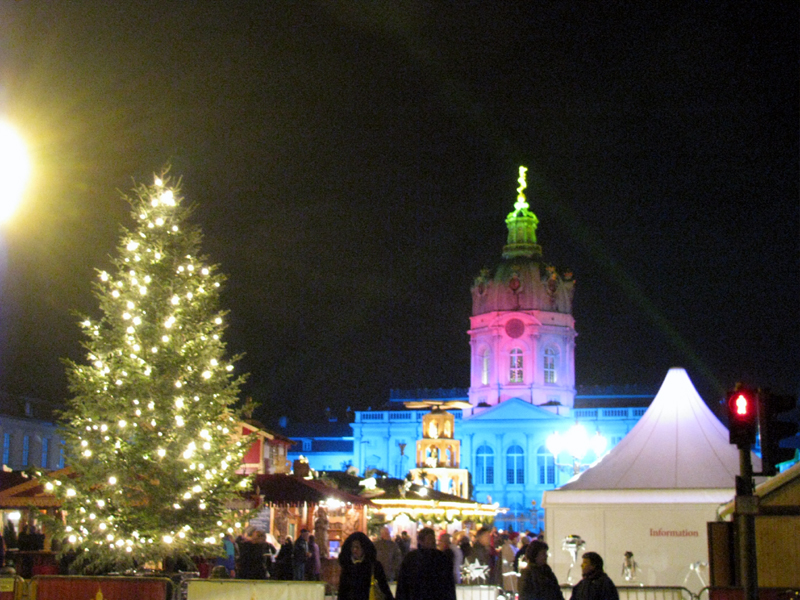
[337,531,393,600]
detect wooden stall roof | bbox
[253,474,373,507]
[0,467,73,508]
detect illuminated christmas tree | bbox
[45,173,252,572]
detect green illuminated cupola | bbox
[502,166,542,259]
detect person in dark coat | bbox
[293,529,310,581]
[519,541,564,600]
[395,527,456,600]
[337,531,393,600]
[305,534,321,581]
[395,531,411,557]
[274,537,294,580]
[570,552,619,600]
[463,527,492,585]
[459,534,472,563]
[237,529,267,579]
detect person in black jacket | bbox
[519,540,564,600]
[237,529,267,580]
[570,552,619,600]
[395,527,456,600]
[273,537,294,580]
[338,531,393,600]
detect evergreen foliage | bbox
[44,173,252,573]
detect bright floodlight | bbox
[0,121,31,224]
[545,431,563,458]
[590,431,608,457]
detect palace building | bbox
[285,168,654,532]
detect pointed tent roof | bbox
[559,368,758,490]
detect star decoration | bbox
[461,559,489,583]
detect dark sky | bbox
[0,2,796,425]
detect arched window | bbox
[544,347,558,384]
[537,445,555,485]
[506,445,525,484]
[510,348,523,383]
[480,348,491,385]
[475,444,494,485]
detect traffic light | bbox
[758,392,799,475]
[726,387,757,448]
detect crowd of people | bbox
[212,524,619,600]
[211,526,321,581]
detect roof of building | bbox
[575,383,658,397]
[573,397,653,409]
[241,420,295,446]
[320,471,470,503]
[0,468,73,508]
[0,392,59,422]
[558,368,757,490]
[279,420,354,439]
[318,472,500,518]
[388,388,469,402]
[719,460,800,517]
[252,474,372,507]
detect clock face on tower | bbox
[505,318,525,339]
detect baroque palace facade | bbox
[287,169,653,531]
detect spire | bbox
[502,166,541,259]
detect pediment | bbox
[465,397,566,421]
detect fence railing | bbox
[559,585,695,600]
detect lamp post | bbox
[0,120,31,224]
[546,423,607,476]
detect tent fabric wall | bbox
[543,488,732,591]
[542,368,748,593]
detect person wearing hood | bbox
[338,531,394,600]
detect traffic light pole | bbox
[736,448,758,600]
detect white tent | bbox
[542,368,757,592]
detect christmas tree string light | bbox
[44,172,253,573]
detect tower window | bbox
[506,445,525,484]
[544,347,558,384]
[475,444,494,485]
[480,348,490,385]
[510,349,523,383]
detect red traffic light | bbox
[730,393,752,416]
[727,388,757,447]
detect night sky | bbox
[0,2,796,425]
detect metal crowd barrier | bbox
[697,587,800,600]
[0,575,25,600]
[561,584,697,600]
[186,579,326,600]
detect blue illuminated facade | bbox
[285,174,655,531]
